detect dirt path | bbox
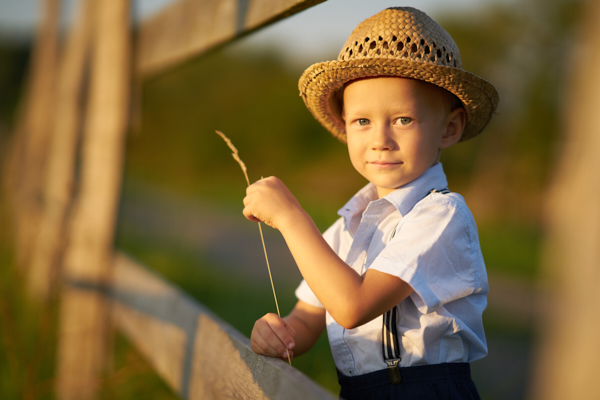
[117,181,302,285]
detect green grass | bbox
[0,218,57,399]
[0,222,178,400]
[98,333,179,400]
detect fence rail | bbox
[137,0,326,76]
[109,252,336,400]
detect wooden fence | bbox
[57,251,336,400]
[111,252,333,399]
[5,0,333,399]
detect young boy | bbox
[243,7,498,400]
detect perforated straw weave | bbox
[298,7,499,143]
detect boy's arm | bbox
[243,177,414,329]
[251,300,325,360]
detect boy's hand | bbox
[251,313,296,360]
[243,176,304,230]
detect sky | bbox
[0,0,511,64]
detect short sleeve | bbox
[294,217,345,309]
[369,195,480,314]
[295,280,323,308]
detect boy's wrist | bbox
[278,206,314,235]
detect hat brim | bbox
[299,58,499,143]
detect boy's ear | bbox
[440,108,466,149]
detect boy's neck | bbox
[375,161,441,199]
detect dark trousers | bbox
[337,363,481,400]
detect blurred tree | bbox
[530,0,600,398]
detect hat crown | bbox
[338,7,462,69]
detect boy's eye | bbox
[357,118,370,126]
[398,117,412,125]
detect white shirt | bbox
[295,163,488,376]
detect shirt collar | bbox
[338,183,378,230]
[337,163,448,230]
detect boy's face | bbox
[343,77,463,198]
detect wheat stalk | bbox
[216,130,291,365]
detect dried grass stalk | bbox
[216,130,249,186]
[216,130,291,365]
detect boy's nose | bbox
[371,125,394,151]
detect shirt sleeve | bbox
[369,195,480,314]
[294,217,345,308]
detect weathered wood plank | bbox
[111,252,336,400]
[28,0,95,300]
[55,1,131,399]
[6,0,60,271]
[111,253,191,394]
[136,0,326,76]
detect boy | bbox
[243,7,498,400]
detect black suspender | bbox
[428,188,450,195]
[381,188,449,384]
[383,306,403,383]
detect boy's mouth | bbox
[369,160,402,166]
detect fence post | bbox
[5,0,60,271]
[54,1,131,399]
[27,0,95,301]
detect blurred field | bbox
[0,1,581,398]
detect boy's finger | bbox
[246,179,266,194]
[256,322,293,358]
[251,332,282,358]
[282,349,294,361]
[264,314,295,350]
[242,204,262,222]
[255,335,293,360]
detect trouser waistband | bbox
[337,363,472,389]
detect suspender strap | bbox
[381,187,450,385]
[382,306,402,384]
[428,188,450,196]
[383,307,401,360]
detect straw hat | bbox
[298,7,499,143]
